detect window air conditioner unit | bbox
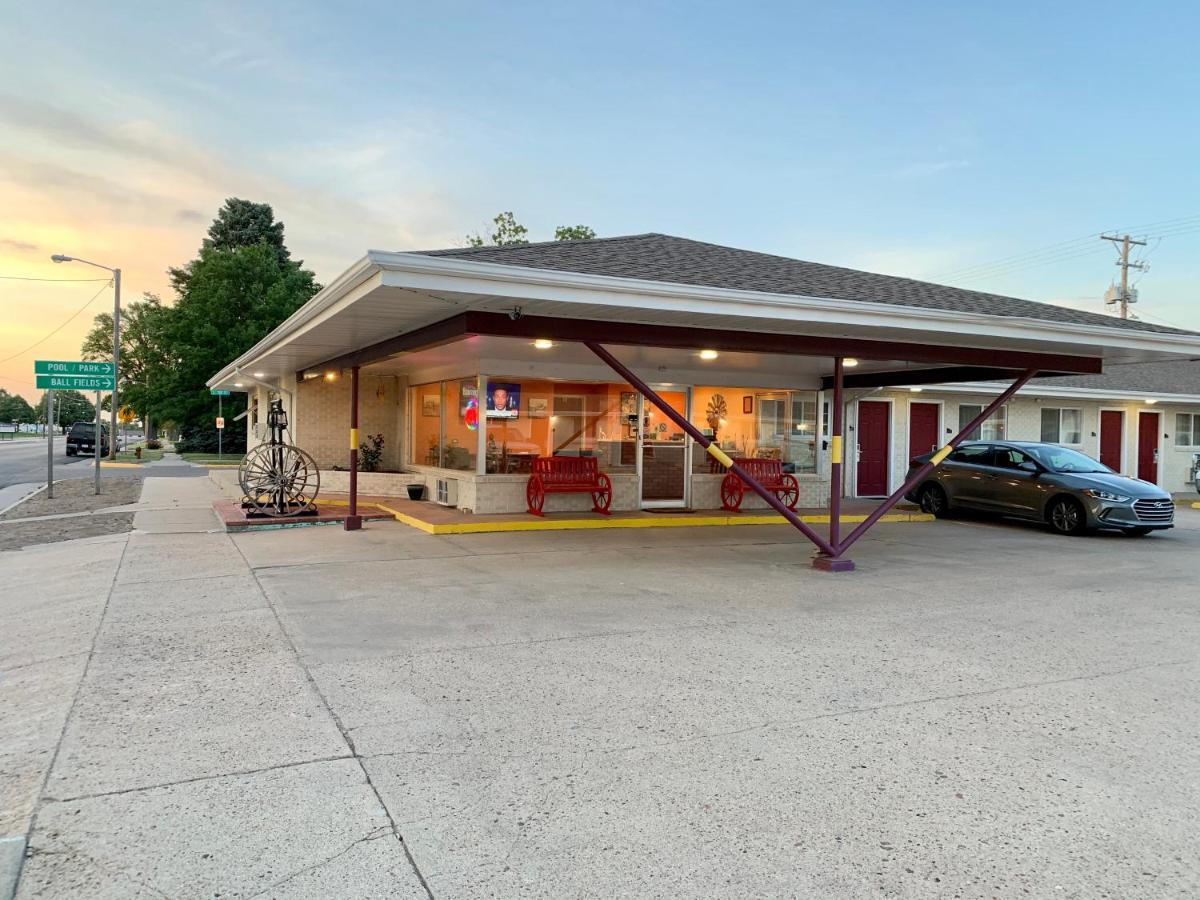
[434,478,458,507]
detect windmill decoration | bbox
[238,399,320,518]
[705,393,728,442]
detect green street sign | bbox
[34,360,114,376]
[36,374,115,391]
[210,389,231,396]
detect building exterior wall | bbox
[865,390,1200,495]
[293,373,404,472]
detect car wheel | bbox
[920,484,950,518]
[1047,496,1088,536]
[1123,527,1154,537]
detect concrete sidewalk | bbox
[2,477,427,899]
[3,475,1199,898]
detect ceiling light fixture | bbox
[233,382,244,387]
[533,339,554,350]
[324,371,339,382]
[252,371,265,378]
[843,358,859,368]
[910,387,923,393]
[699,349,719,360]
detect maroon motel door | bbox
[909,402,940,459]
[1099,410,1123,472]
[856,401,890,496]
[1137,411,1160,483]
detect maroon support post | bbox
[584,341,838,558]
[345,366,362,531]
[814,358,851,572]
[833,368,1037,558]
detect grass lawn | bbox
[114,449,166,463]
[179,452,240,465]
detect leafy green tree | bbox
[0,389,36,423]
[150,242,318,434]
[467,212,597,247]
[45,390,95,428]
[466,211,529,247]
[81,294,170,439]
[554,225,596,241]
[203,198,290,265]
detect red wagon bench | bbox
[526,456,613,516]
[720,457,799,511]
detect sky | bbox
[2,0,1199,401]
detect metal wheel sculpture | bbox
[720,474,744,511]
[778,474,800,510]
[239,399,320,517]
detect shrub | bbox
[144,438,163,450]
[175,424,247,455]
[359,433,385,472]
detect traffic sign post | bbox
[217,394,223,458]
[36,360,116,497]
[94,391,102,495]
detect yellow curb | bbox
[362,505,934,536]
[96,461,144,469]
[1192,501,1200,510]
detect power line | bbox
[0,280,113,366]
[0,275,111,282]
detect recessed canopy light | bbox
[533,339,554,350]
[1144,398,1157,405]
[843,358,859,368]
[252,371,265,378]
[324,371,339,382]
[233,382,244,387]
[699,349,719,361]
[910,387,923,393]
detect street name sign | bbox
[210,389,231,396]
[35,360,114,376]
[36,374,115,391]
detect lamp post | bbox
[51,254,120,460]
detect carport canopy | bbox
[208,234,1200,568]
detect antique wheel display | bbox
[720,474,744,511]
[592,473,613,513]
[239,443,320,517]
[777,474,800,510]
[526,476,546,515]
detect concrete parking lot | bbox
[3,476,1198,898]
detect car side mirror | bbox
[1018,461,1040,474]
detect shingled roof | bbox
[1033,359,1200,395]
[420,233,1191,336]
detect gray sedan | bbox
[906,441,1175,536]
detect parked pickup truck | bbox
[65,421,110,456]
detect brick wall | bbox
[295,374,404,471]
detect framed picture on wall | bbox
[620,391,637,416]
[528,397,549,417]
[421,393,440,417]
[743,395,754,414]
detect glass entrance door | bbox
[638,389,690,508]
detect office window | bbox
[958,404,1006,441]
[1040,408,1082,445]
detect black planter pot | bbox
[406,483,425,501]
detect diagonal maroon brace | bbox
[345,365,363,531]
[826,368,1038,562]
[584,341,839,558]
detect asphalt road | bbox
[0,438,96,489]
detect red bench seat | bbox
[720,457,799,511]
[526,456,613,516]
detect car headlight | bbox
[1082,488,1131,503]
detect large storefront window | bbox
[483,378,636,474]
[691,387,818,473]
[410,378,477,471]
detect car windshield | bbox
[1028,446,1112,474]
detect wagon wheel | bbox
[777,474,800,510]
[720,474,744,511]
[592,473,613,514]
[526,476,546,516]
[239,444,320,517]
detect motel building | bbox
[208,234,1200,570]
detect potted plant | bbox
[407,482,425,501]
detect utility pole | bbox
[1100,233,1147,319]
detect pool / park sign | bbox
[34,360,115,391]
